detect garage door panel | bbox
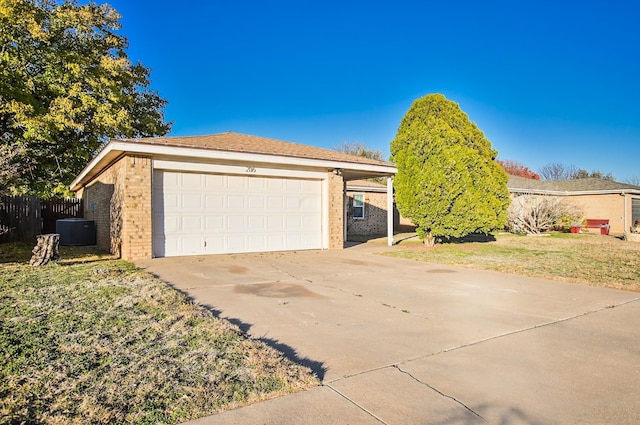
[181,194,203,209]
[268,196,284,209]
[268,215,284,230]
[227,175,245,189]
[181,216,203,232]
[205,174,225,188]
[247,215,266,231]
[205,194,224,209]
[180,236,205,255]
[227,235,245,251]
[205,236,225,253]
[181,172,203,188]
[227,215,245,231]
[247,234,266,251]
[248,196,265,209]
[205,216,224,232]
[153,171,322,257]
[285,215,302,230]
[162,215,181,232]
[227,195,245,209]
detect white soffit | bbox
[71,141,397,190]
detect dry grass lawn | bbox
[0,244,318,424]
[381,233,640,292]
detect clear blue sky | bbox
[106,0,639,181]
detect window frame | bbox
[352,192,365,219]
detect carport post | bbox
[387,177,393,246]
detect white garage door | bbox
[152,171,322,257]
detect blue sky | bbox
[107,0,639,181]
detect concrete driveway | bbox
[137,244,640,424]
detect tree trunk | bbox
[423,232,436,247]
[30,233,60,266]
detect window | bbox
[353,193,365,219]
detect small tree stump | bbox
[30,234,60,266]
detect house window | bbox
[353,193,365,219]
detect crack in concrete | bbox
[393,296,640,368]
[392,365,489,423]
[325,297,640,385]
[269,263,313,283]
[324,384,389,424]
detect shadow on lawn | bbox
[161,281,328,381]
[207,306,328,381]
[439,233,497,244]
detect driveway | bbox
[137,244,640,424]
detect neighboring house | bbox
[508,175,640,234]
[70,132,396,260]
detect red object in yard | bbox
[600,226,610,235]
[571,226,580,234]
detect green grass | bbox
[0,244,318,424]
[382,233,640,292]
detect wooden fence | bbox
[0,196,83,243]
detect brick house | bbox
[70,132,396,260]
[508,175,640,234]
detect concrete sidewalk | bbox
[137,244,640,424]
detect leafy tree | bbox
[0,144,26,194]
[497,159,540,180]
[390,94,510,245]
[333,141,384,161]
[0,0,171,198]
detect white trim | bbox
[322,178,329,249]
[352,193,365,219]
[510,187,640,196]
[346,184,387,193]
[153,159,327,180]
[71,141,397,191]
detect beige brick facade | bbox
[570,193,629,234]
[328,172,344,249]
[82,154,152,261]
[345,190,389,235]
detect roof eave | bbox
[509,187,640,196]
[70,140,397,191]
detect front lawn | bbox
[382,233,640,292]
[0,244,318,424]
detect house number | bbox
[246,166,257,173]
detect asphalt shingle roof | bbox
[508,175,640,192]
[119,132,393,167]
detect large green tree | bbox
[0,0,171,197]
[390,94,509,245]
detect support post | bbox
[387,177,394,247]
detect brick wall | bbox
[82,154,152,260]
[327,172,344,249]
[345,190,388,235]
